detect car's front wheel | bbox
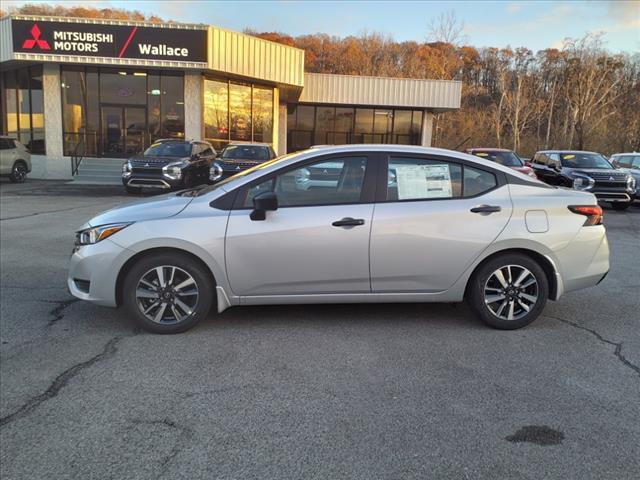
[467,253,548,330]
[9,161,28,183]
[122,253,214,334]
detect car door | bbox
[225,154,375,296]
[370,154,512,292]
[0,139,14,175]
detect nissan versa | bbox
[68,145,610,334]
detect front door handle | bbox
[470,205,502,214]
[332,217,365,227]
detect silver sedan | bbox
[68,145,610,333]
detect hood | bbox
[129,155,188,167]
[568,168,619,175]
[86,192,194,227]
[218,158,263,165]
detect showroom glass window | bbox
[61,67,184,157]
[203,77,274,151]
[1,66,45,154]
[287,104,424,151]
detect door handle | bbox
[470,205,502,214]
[332,217,365,227]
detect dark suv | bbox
[209,142,277,183]
[531,150,636,210]
[122,139,216,193]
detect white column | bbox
[36,63,69,179]
[277,103,287,155]
[271,87,279,153]
[421,111,434,147]
[184,72,202,141]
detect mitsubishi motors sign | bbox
[12,19,207,62]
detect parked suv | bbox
[466,148,537,179]
[609,152,640,202]
[210,142,277,183]
[69,145,609,334]
[122,139,216,194]
[531,150,635,210]
[0,136,31,183]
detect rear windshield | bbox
[560,153,612,169]
[472,151,523,167]
[221,145,271,161]
[144,142,190,157]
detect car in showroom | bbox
[0,136,31,183]
[70,145,610,334]
[530,150,636,210]
[465,148,537,179]
[122,139,216,193]
[609,152,640,202]
[209,142,277,183]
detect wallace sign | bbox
[11,19,207,62]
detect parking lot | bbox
[1,179,638,479]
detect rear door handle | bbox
[470,205,502,214]
[332,217,365,227]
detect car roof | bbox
[225,142,272,147]
[535,150,600,155]
[611,152,639,156]
[467,148,512,152]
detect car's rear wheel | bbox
[467,253,548,330]
[9,161,28,183]
[611,202,631,211]
[123,253,214,334]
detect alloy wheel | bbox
[135,265,199,324]
[483,264,539,321]
[12,164,27,182]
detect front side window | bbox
[387,157,462,201]
[242,156,368,208]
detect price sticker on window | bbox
[395,163,453,200]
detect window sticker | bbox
[562,154,575,160]
[475,152,489,157]
[394,163,452,200]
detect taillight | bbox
[568,205,603,226]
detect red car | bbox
[466,148,537,179]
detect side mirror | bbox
[250,191,278,221]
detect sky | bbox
[4,0,640,53]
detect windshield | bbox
[143,142,191,157]
[195,152,301,197]
[472,151,523,167]
[221,145,271,161]
[560,153,612,169]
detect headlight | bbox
[572,175,595,190]
[626,175,636,192]
[162,162,184,180]
[75,223,132,246]
[210,162,223,182]
[122,162,132,176]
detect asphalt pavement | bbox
[1,179,639,479]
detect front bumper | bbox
[591,189,633,203]
[68,238,131,307]
[122,173,184,190]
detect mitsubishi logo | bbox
[22,24,51,50]
[144,163,150,167]
[609,176,615,181]
[235,166,241,170]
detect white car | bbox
[68,145,610,334]
[0,136,31,183]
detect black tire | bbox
[611,202,631,211]
[125,186,141,194]
[122,253,214,334]
[9,161,28,183]
[467,253,549,330]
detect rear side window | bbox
[386,157,462,201]
[0,139,14,150]
[463,166,497,197]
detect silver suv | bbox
[68,145,610,334]
[0,136,31,183]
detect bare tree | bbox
[427,10,466,46]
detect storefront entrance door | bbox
[101,106,147,157]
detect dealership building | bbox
[0,15,461,180]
